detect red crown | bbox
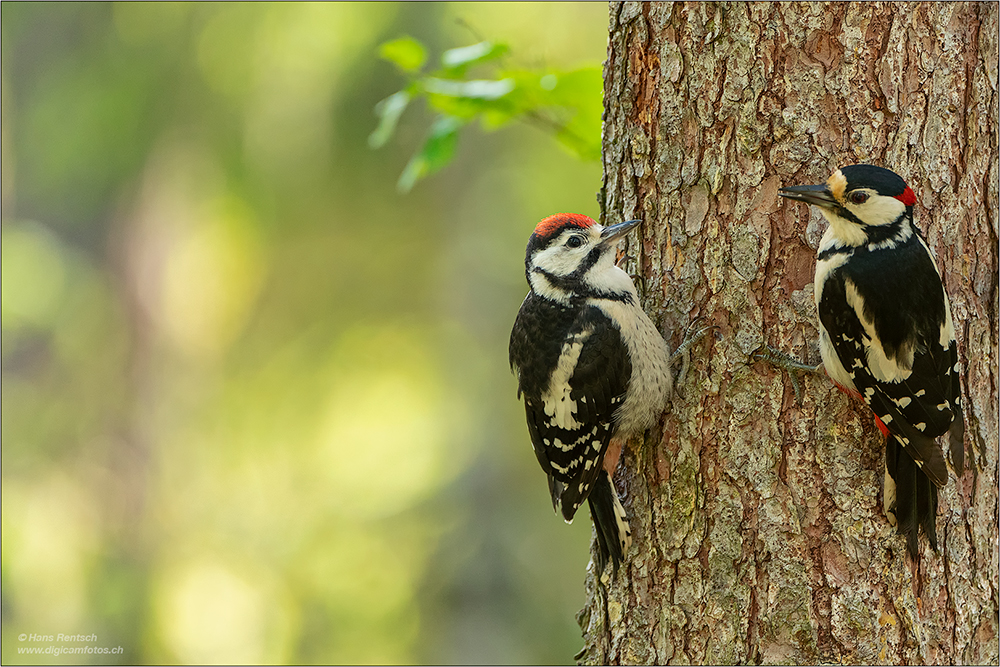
[532,213,596,241]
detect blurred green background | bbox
[1,3,610,664]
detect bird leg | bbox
[670,318,717,387]
[750,344,823,404]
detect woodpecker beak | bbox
[600,219,642,245]
[778,184,837,209]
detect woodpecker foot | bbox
[670,317,717,387]
[616,253,636,269]
[750,344,822,404]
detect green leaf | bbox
[368,90,412,149]
[548,67,603,161]
[424,94,496,121]
[372,39,602,190]
[545,67,602,111]
[487,69,552,116]
[397,116,464,193]
[479,106,518,131]
[441,41,508,71]
[422,77,514,100]
[378,36,427,73]
[422,78,517,122]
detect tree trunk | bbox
[578,2,998,663]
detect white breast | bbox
[591,297,673,437]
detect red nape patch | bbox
[873,414,891,437]
[894,186,916,207]
[533,213,596,240]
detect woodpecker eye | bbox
[848,191,869,205]
[566,236,585,248]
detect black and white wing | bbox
[818,247,963,555]
[819,272,958,486]
[510,296,631,521]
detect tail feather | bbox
[917,479,939,554]
[885,435,939,559]
[587,470,632,575]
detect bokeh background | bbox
[1,3,611,664]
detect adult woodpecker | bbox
[777,164,965,559]
[509,213,675,575]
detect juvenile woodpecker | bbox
[509,213,673,574]
[778,164,965,559]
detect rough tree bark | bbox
[577,2,998,664]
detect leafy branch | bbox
[370,36,602,192]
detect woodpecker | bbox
[777,164,965,559]
[509,213,674,575]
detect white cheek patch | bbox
[531,242,589,277]
[530,228,603,278]
[844,192,906,227]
